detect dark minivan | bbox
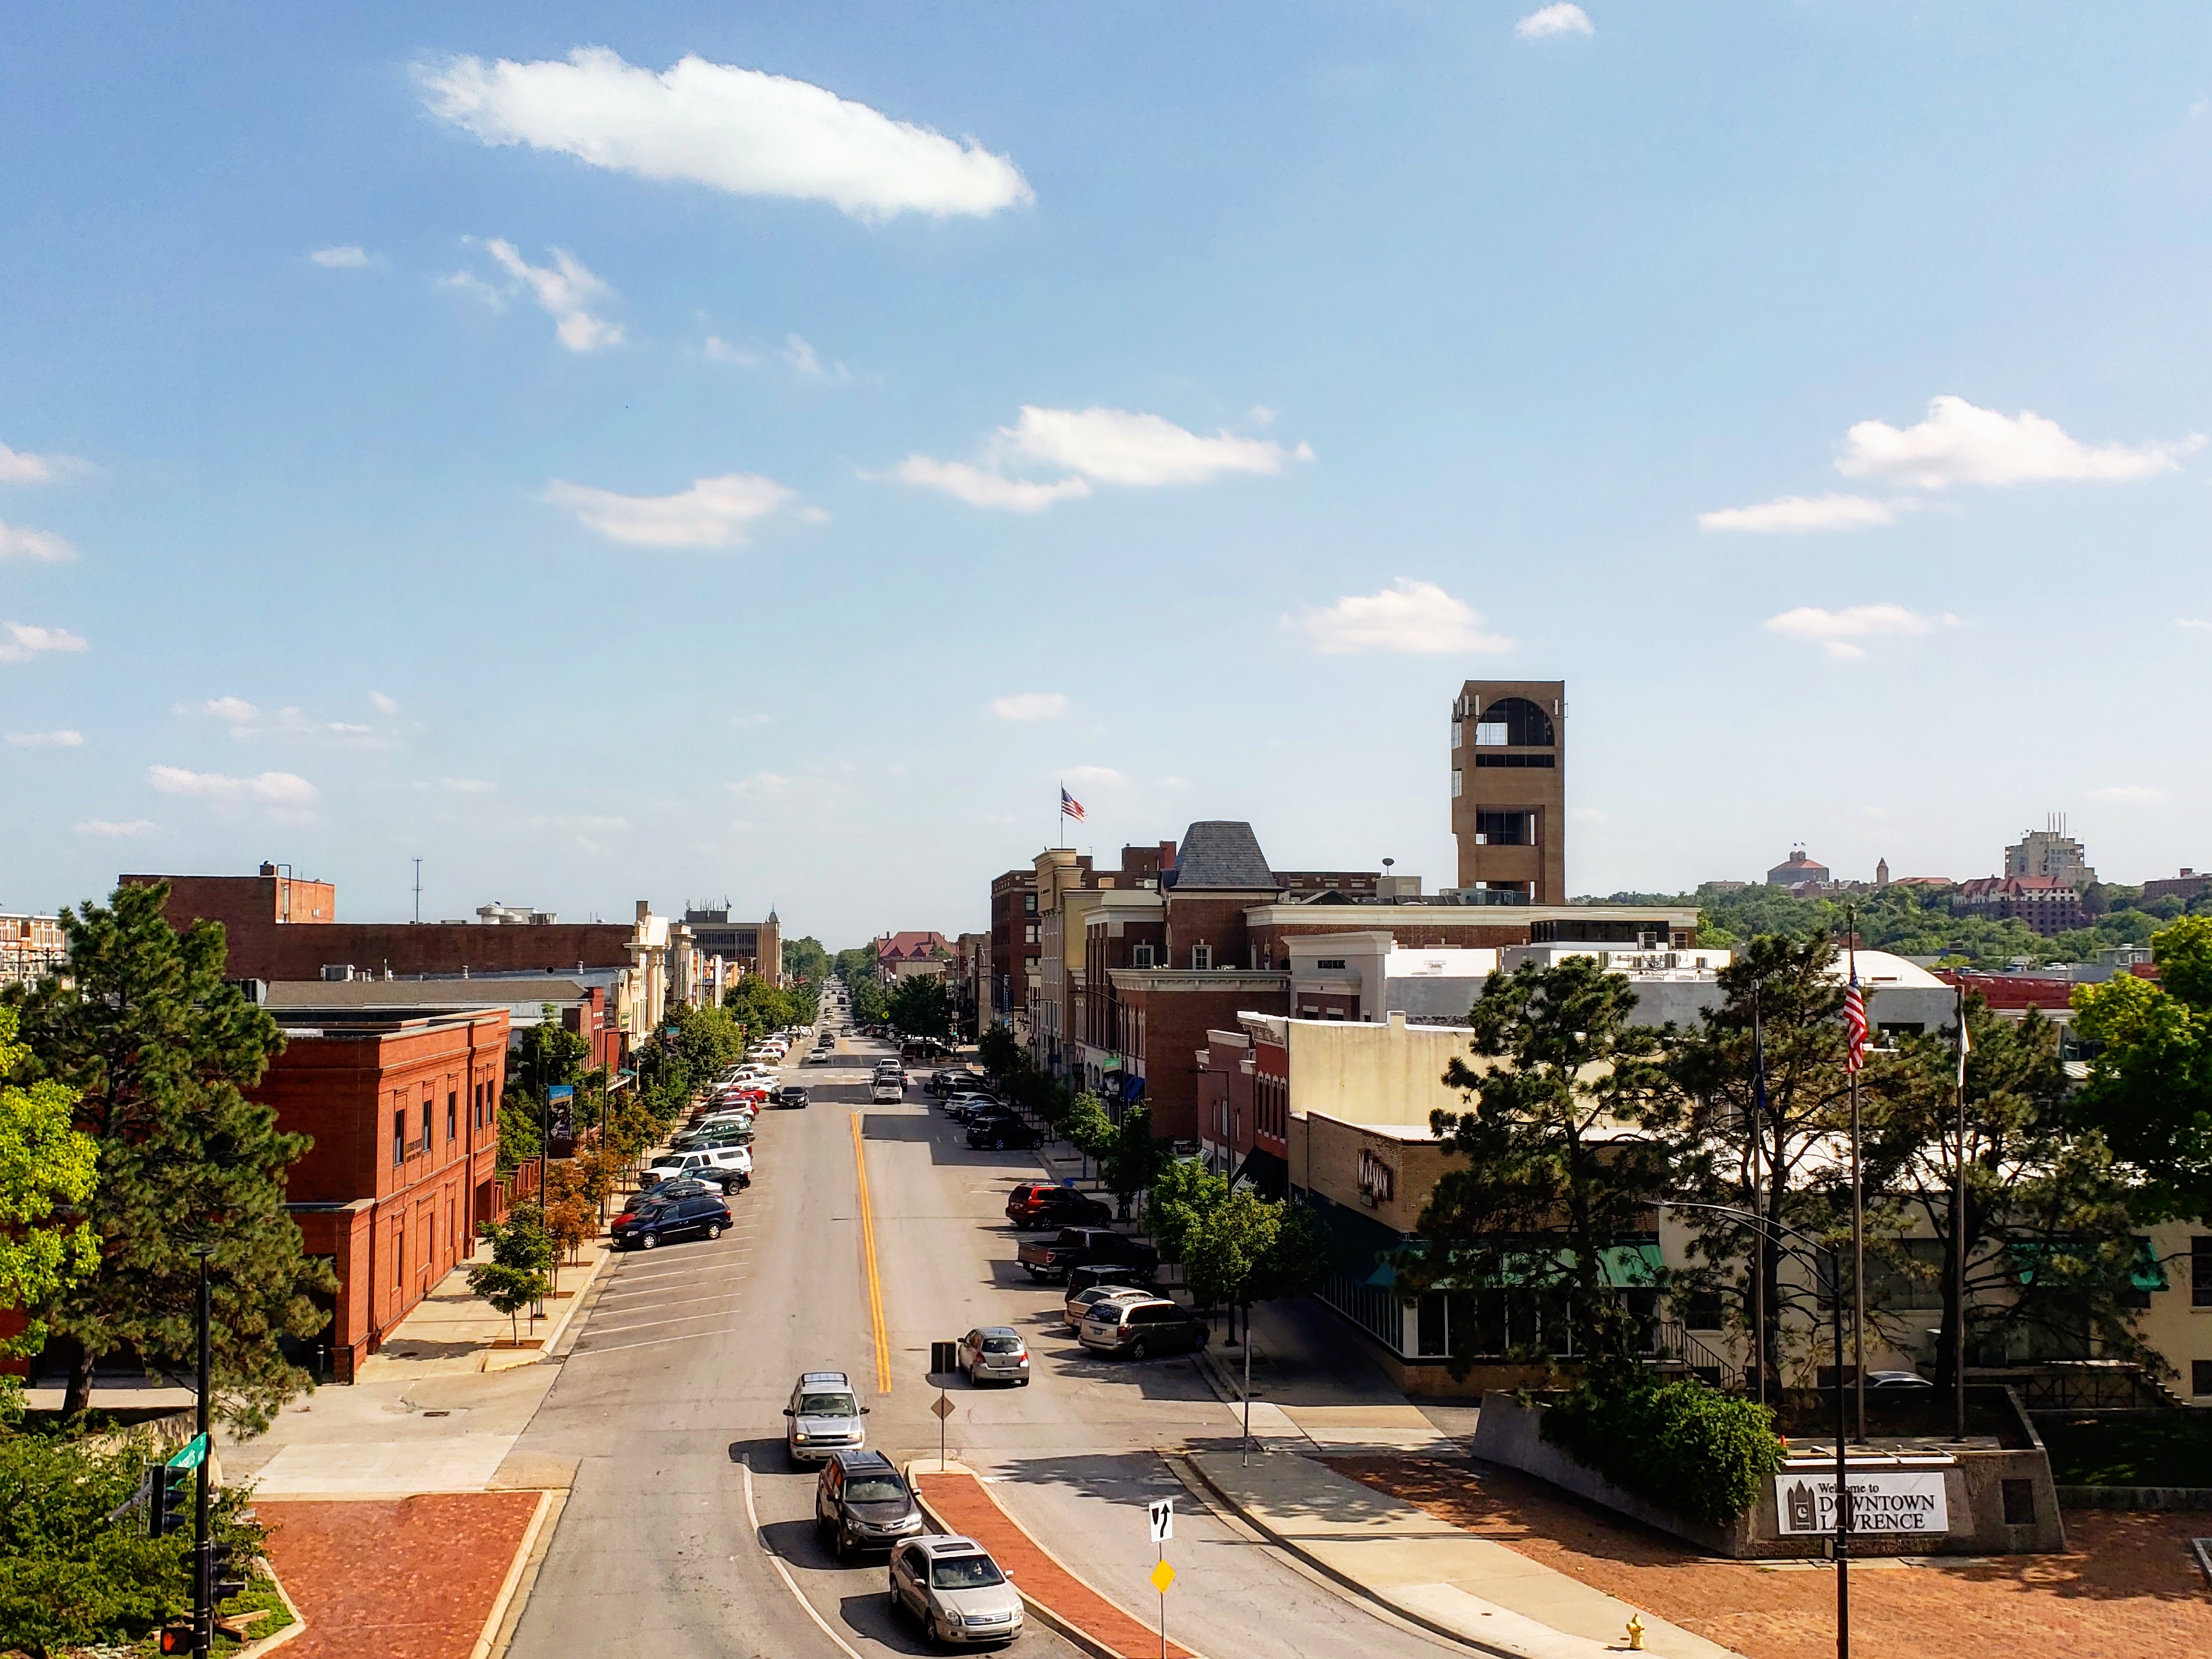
[815,1449,924,1559]
[611,1190,732,1251]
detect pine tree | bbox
[8,883,335,1431]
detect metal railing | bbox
[1642,1319,1729,1385]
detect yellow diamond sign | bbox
[1150,1559,1176,1594]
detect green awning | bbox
[2011,1237,2166,1294]
[1400,1238,1663,1292]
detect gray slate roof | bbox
[1166,821,1277,890]
[262,977,589,1009]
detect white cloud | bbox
[989,692,1069,721]
[148,766,319,806]
[1517,4,1594,38]
[1062,764,1125,786]
[2177,618,2212,632]
[1000,406,1307,488]
[311,245,370,268]
[1763,603,1958,661]
[439,268,507,310]
[0,623,88,663]
[0,521,78,561]
[416,47,1032,221]
[1291,579,1513,656]
[369,690,399,714]
[75,818,156,838]
[0,442,84,484]
[544,472,798,547]
[2087,785,2170,805]
[477,239,623,351]
[891,456,1091,512]
[703,335,760,367]
[201,696,259,723]
[782,334,848,381]
[5,729,83,747]
[894,405,1307,511]
[1698,493,1901,534]
[439,776,497,793]
[1837,395,2202,490]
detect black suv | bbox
[776,1085,810,1109]
[611,1190,732,1251]
[815,1449,924,1559]
[967,1113,1041,1150]
[1017,1226,1158,1283]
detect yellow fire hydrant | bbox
[1625,1612,1646,1651]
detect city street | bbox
[503,1034,1473,1659]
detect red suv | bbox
[1004,1183,1113,1230]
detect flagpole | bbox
[1953,981,1970,1442]
[1751,987,1765,1407]
[1848,910,1865,1445]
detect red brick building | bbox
[1953,875,2086,937]
[124,866,640,981]
[989,868,1040,1032]
[256,1003,511,1382]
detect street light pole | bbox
[191,1246,213,1659]
[1662,1202,1850,1659]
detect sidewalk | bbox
[1180,1447,1739,1659]
[911,1460,1200,1659]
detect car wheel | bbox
[704,1222,723,1240]
[638,1231,659,1250]
[992,1135,1007,1150]
[1130,1339,1149,1362]
[888,1588,903,1621]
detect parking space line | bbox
[588,1306,744,1336]
[592,1289,751,1315]
[568,1326,742,1357]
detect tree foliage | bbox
[1401,954,1683,1369]
[7,883,333,1431]
[2070,915,2212,1222]
[0,1007,99,1406]
[1541,1375,1784,1526]
[469,1203,554,1342]
[886,975,954,1041]
[781,935,831,987]
[1144,1159,1228,1263]
[724,974,814,1041]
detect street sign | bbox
[1148,1497,1173,1543]
[167,1434,208,1472]
[930,1395,957,1422]
[1149,1559,1176,1594]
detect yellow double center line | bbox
[850,1109,893,1395]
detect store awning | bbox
[2011,1237,2165,1294]
[1231,1147,1289,1202]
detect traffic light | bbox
[148,1465,192,1537]
[211,1539,250,1604]
[157,1623,193,1654]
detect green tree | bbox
[1144,1158,1228,1263]
[1400,953,1683,1372]
[469,1203,554,1340]
[1183,1192,1333,1320]
[1096,1103,1170,1221]
[2070,916,2212,1222]
[782,935,831,987]
[978,1025,1023,1081]
[1865,1000,2155,1386]
[0,1007,99,1415]
[886,974,955,1041]
[1062,1091,1117,1175]
[7,883,334,1430]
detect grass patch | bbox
[2039,1412,2212,1488]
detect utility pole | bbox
[191,1246,213,1659]
[412,857,422,925]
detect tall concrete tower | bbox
[1449,679,1566,903]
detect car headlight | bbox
[792,1431,809,1442]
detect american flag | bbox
[1060,786,1085,823]
[1843,963,1867,1075]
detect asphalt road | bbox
[505,1030,1463,1659]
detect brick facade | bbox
[256,1007,511,1382]
[1105,970,1289,1142]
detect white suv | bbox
[646,1146,752,1188]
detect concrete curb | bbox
[1175,1452,1530,1659]
[472,1487,558,1659]
[235,1554,309,1659]
[906,1459,1198,1659]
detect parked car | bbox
[1867,1370,1935,1389]
[776,1085,810,1109]
[1077,1296,1209,1360]
[645,1145,752,1188]
[785,1370,868,1465]
[1017,1227,1158,1284]
[956,1326,1031,1386]
[1006,1184,1114,1230]
[887,1536,1024,1647]
[932,1068,991,1098]
[967,1116,1041,1150]
[1065,1283,1153,1333]
[945,1095,1001,1123]
[1065,1261,1147,1296]
[611,1189,732,1251]
[815,1449,923,1559]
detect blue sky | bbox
[5,4,2210,946]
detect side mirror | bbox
[783,1408,795,1417]
[861,1406,872,1414]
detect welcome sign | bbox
[1774,1470,1951,1536]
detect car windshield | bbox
[845,1476,906,1503]
[981,1336,1022,1353]
[800,1392,859,1417]
[930,1555,1005,1590]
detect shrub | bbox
[1540,1373,1784,1527]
